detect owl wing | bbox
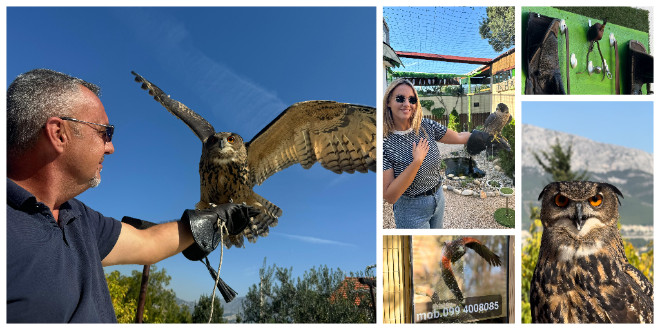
[246,100,376,186]
[600,263,654,323]
[623,263,654,299]
[132,71,216,142]
[463,237,502,267]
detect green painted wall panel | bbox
[522,7,650,95]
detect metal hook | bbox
[603,59,612,80]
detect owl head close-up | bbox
[538,181,623,239]
[203,132,247,162]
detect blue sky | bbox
[522,101,653,154]
[7,7,376,302]
[384,6,512,74]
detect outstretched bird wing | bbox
[440,251,464,302]
[463,237,502,267]
[245,101,376,186]
[132,71,216,142]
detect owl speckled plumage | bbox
[132,71,376,248]
[483,103,511,143]
[531,181,653,323]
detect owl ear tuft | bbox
[538,182,556,201]
[601,182,624,205]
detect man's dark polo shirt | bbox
[7,179,122,323]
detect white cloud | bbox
[274,233,357,248]
[118,8,287,139]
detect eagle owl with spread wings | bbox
[132,72,376,248]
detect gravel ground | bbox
[383,142,515,229]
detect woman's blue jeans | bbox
[392,188,445,229]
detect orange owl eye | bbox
[589,194,603,207]
[554,194,569,207]
[227,136,235,143]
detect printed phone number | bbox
[442,301,499,317]
[415,294,502,322]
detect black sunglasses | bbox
[60,117,114,143]
[395,95,418,104]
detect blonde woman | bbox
[382,79,498,229]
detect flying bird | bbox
[440,236,502,302]
[531,181,653,323]
[132,71,376,248]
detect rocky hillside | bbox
[521,124,653,229]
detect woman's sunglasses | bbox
[395,95,417,104]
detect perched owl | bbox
[440,236,502,302]
[531,181,653,323]
[483,103,512,144]
[132,71,376,248]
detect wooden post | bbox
[383,235,412,323]
[135,264,151,323]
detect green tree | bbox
[106,270,138,323]
[192,294,225,323]
[420,99,434,113]
[431,107,445,118]
[105,266,192,323]
[478,7,515,52]
[533,138,589,182]
[521,207,542,324]
[240,259,374,323]
[241,258,276,323]
[620,221,654,284]
[447,109,460,132]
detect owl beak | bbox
[573,203,586,231]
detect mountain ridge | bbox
[521,124,653,229]
[522,124,653,175]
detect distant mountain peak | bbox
[522,124,653,175]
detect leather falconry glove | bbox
[182,203,260,303]
[466,129,511,155]
[181,203,260,260]
[121,204,259,303]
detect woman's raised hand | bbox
[412,138,429,164]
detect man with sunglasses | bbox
[6,69,256,322]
